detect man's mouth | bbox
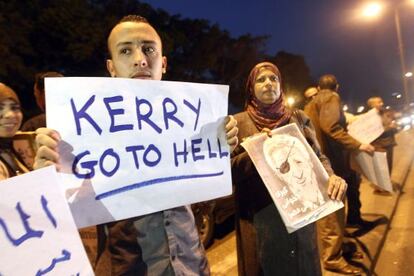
[132,72,152,79]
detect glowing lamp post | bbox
[361,1,412,106]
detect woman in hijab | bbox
[231,62,347,275]
[0,83,29,179]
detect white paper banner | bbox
[354,151,393,192]
[0,166,94,275]
[45,77,232,228]
[348,108,384,144]
[241,123,343,233]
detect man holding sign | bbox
[34,15,238,275]
[305,74,374,274]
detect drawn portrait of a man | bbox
[263,134,325,213]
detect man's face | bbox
[264,136,313,193]
[371,98,384,110]
[106,21,167,80]
[274,147,312,189]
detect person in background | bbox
[305,74,375,274]
[303,86,318,113]
[367,96,398,194]
[21,71,63,131]
[32,15,238,276]
[231,62,347,276]
[0,83,30,179]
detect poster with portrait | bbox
[12,131,37,169]
[241,123,343,233]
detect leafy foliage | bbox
[0,0,313,116]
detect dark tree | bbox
[0,0,311,117]
[267,51,314,109]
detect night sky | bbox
[141,0,414,111]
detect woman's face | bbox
[254,68,281,105]
[0,99,22,137]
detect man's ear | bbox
[106,59,116,77]
[162,56,167,74]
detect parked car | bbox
[191,194,235,248]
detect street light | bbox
[357,106,365,113]
[361,1,412,106]
[362,2,383,18]
[286,96,295,107]
[405,72,413,78]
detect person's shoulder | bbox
[316,89,339,102]
[291,109,312,128]
[232,111,251,126]
[21,113,46,131]
[293,109,307,117]
[233,111,248,120]
[292,109,311,119]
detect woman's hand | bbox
[33,128,61,171]
[261,127,272,137]
[327,174,347,201]
[225,115,238,153]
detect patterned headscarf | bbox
[245,62,291,131]
[0,83,20,105]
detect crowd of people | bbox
[1,14,399,276]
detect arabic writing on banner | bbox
[241,124,343,233]
[45,77,232,228]
[347,108,384,144]
[0,166,94,275]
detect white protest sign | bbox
[241,123,343,233]
[354,151,393,192]
[45,77,231,228]
[348,108,384,144]
[0,166,94,275]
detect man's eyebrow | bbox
[116,40,157,47]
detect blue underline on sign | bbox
[95,171,224,200]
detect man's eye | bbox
[120,48,131,55]
[256,77,265,83]
[143,46,155,55]
[270,76,278,82]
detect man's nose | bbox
[133,50,148,68]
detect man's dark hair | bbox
[35,71,64,92]
[318,74,338,90]
[119,15,148,24]
[107,15,150,59]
